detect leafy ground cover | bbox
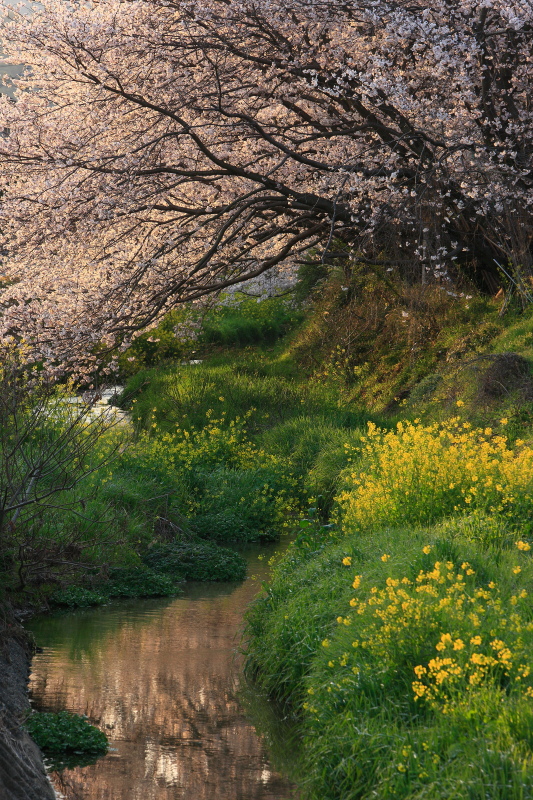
[25,711,108,769]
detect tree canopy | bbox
[0,0,532,373]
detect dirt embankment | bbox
[0,615,56,800]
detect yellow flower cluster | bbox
[323,556,533,721]
[336,419,533,531]
[129,412,298,524]
[406,564,533,713]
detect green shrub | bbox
[142,540,246,582]
[105,566,179,597]
[25,711,108,758]
[50,587,108,608]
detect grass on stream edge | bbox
[4,275,533,799]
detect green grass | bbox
[121,358,373,434]
[245,520,533,800]
[7,273,533,799]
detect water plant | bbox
[25,711,108,759]
[142,541,247,582]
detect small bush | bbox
[143,540,247,582]
[26,711,108,758]
[105,566,179,597]
[50,587,108,608]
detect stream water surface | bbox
[26,544,296,800]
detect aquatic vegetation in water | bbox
[25,711,108,760]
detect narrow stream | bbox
[26,543,296,800]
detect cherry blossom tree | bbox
[0,0,532,373]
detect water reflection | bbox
[27,546,295,800]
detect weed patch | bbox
[25,711,108,764]
[142,541,247,582]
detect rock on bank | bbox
[0,615,56,800]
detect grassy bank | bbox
[0,290,378,608]
[3,267,533,797]
[244,416,533,799]
[108,278,533,798]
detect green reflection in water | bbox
[27,542,298,800]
